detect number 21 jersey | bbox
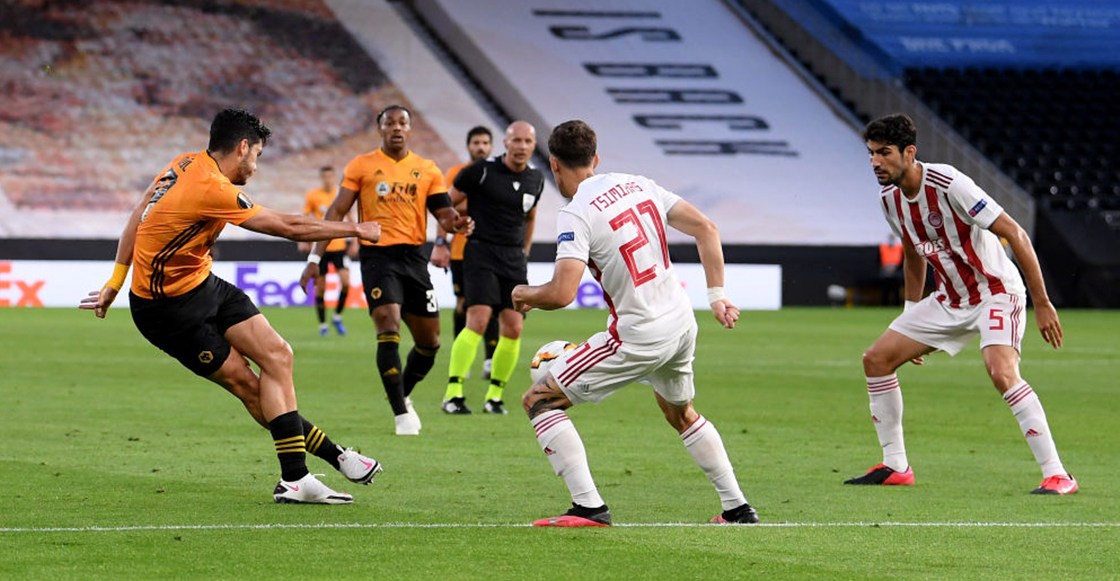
[555,172,694,344]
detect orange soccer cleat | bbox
[1031,474,1079,495]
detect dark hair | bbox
[466,125,491,144]
[319,166,334,174]
[862,114,916,151]
[376,104,411,125]
[548,120,596,168]
[208,109,271,153]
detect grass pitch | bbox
[1,305,1117,579]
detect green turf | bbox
[2,306,1117,580]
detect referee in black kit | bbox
[441,121,545,415]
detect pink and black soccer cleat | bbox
[533,504,611,527]
[1031,474,1078,495]
[844,463,914,486]
[710,503,759,524]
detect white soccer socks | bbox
[867,374,908,472]
[1003,382,1066,478]
[531,410,605,509]
[681,416,748,511]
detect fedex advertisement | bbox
[0,260,781,311]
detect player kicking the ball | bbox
[512,120,759,526]
[82,109,383,503]
[845,114,1076,495]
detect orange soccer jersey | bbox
[302,187,347,252]
[444,161,469,260]
[131,151,262,299]
[341,149,446,247]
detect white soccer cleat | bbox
[405,396,422,430]
[337,447,383,485]
[273,473,353,504]
[395,412,420,436]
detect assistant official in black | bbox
[442,121,545,415]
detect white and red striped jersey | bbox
[879,162,1025,308]
[555,172,695,344]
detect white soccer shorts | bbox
[888,293,1027,356]
[550,324,698,406]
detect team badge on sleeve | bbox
[968,199,988,217]
[237,192,254,210]
[557,232,574,243]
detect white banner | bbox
[0,260,780,311]
[416,0,884,245]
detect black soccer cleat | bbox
[441,396,472,415]
[483,399,508,415]
[711,502,759,524]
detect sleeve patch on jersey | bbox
[237,192,254,210]
[557,232,575,243]
[968,199,987,217]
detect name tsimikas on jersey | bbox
[589,181,644,212]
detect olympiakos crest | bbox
[927,212,943,228]
[376,181,391,196]
[522,193,535,213]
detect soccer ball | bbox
[529,340,576,384]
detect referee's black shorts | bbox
[450,259,465,298]
[359,244,438,317]
[463,240,527,311]
[129,274,260,377]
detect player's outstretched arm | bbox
[989,213,1063,348]
[79,181,157,318]
[240,207,379,243]
[512,258,584,312]
[666,200,739,329]
[433,205,474,238]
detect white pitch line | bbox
[2,522,1120,533]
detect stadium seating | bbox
[904,67,1120,212]
[0,0,455,214]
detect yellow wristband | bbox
[105,262,130,292]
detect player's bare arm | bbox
[900,237,927,303]
[666,200,740,329]
[523,206,537,257]
[511,258,584,312]
[433,204,473,238]
[988,213,1063,348]
[897,238,929,365]
[80,180,159,318]
[240,207,379,243]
